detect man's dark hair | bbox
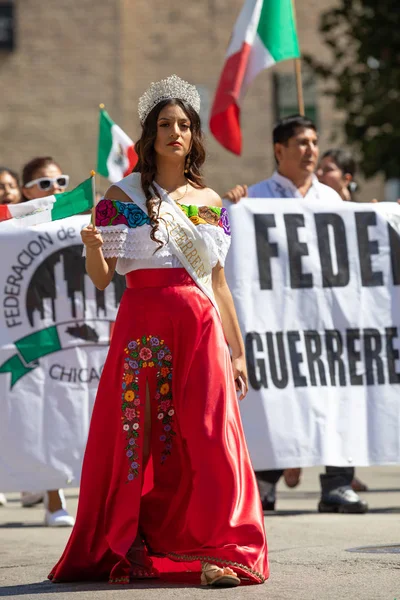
[273,114,317,145]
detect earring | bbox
[184,155,191,174]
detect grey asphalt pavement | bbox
[0,466,399,600]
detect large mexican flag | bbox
[0,176,94,228]
[210,0,300,154]
[97,107,138,183]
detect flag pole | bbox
[90,170,96,226]
[94,102,104,226]
[295,59,305,116]
[291,0,305,116]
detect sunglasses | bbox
[24,175,70,191]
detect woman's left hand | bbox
[232,356,249,401]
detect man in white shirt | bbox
[225,114,368,515]
[226,116,342,205]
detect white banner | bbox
[0,216,125,492]
[225,198,400,469]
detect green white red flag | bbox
[97,107,138,183]
[210,0,300,154]
[0,175,94,228]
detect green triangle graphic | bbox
[15,326,61,364]
[0,326,62,389]
[0,354,36,389]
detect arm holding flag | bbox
[82,183,131,290]
[81,223,117,291]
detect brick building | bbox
[0,0,384,201]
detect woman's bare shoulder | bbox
[192,186,222,207]
[104,185,132,203]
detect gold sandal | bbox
[126,542,160,580]
[200,563,240,587]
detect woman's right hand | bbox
[81,223,103,249]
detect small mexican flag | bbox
[0,175,94,228]
[210,0,300,154]
[97,106,138,183]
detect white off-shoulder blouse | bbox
[94,199,231,276]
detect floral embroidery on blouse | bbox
[96,199,150,228]
[178,204,231,236]
[95,198,231,236]
[122,335,175,481]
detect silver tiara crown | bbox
[138,74,201,124]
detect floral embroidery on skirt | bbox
[121,335,175,481]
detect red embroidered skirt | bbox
[48,268,268,584]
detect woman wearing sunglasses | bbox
[22,157,69,200]
[19,156,75,527]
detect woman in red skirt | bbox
[49,75,269,587]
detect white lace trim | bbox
[91,222,231,267]
[197,224,231,267]
[97,225,171,259]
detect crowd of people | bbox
[0,76,388,586]
[0,124,373,518]
[0,157,74,527]
[224,115,371,515]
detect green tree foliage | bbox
[305,0,400,179]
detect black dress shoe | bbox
[318,485,368,514]
[261,500,275,511]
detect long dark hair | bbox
[133,98,206,248]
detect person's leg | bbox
[283,468,302,488]
[325,466,355,482]
[255,469,284,511]
[46,490,65,512]
[319,466,368,513]
[21,492,44,507]
[44,490,75,526]
[22,488,73,523]
[351,471,369,492]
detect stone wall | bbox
[0,0,384,201]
